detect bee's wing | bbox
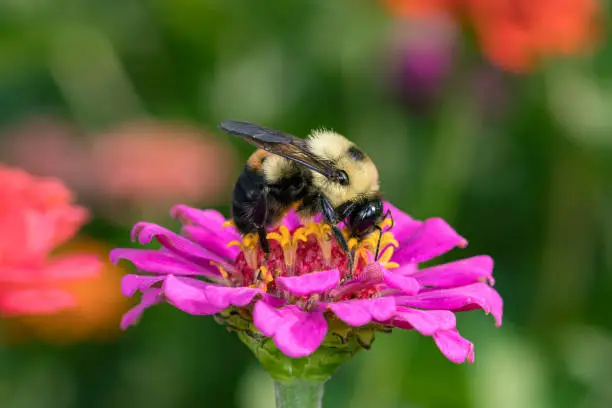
[219,120,343,180]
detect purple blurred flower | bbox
[387,18,457,113]
[111,203,502,363]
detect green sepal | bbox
[220,310,383,381]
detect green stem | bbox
[274,379,325,408]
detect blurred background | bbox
[1,0,611,407]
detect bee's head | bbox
[307,130,379,207]
[345,196,384,238]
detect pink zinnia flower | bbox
[112,202,502,367]
[0,166,101,317]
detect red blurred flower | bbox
[0,166,101,317]
[384,0,600,72]
[6,238,130,344]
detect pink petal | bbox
[253,300,284,337]
[393,308,456,335]
[383,201,422,237]
[121,274,165,297]
[120,288,163,329]
[277,269,340,296]
[182,226,239,259]
[204,285,262,309]
[110,248,221,279]
[328,297,397,326]
[253,303,328,358]
[392,263,419,276]
[433,329,475,364]
[171,206,240,240]
[0,289,75,317]
[383,270,421,295]
[130,222,226,265]
[396,283,503,327]
[277,306,328,358]
[394,218,468,264]
[282,210,302,230]
[161,275,224,315]
[414,255,495,288]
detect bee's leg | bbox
[253,189,270,265]
[319,195,354,275]
[373,224,383,261]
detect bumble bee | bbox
[219,120,391,272]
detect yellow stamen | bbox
[348,237,359,250]
[223,219,236,229]
[306,223,333,264]
[377,246,394,265]
[267,226,309,274]
[258,266,274,285]
[210,261,229,281]
[228,233,259,270]
[380,218,393,230]
[385,262,399,269]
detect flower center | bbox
[222,220,398,300]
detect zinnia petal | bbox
[254,302,328,358]
[383,269,421,295]
[162,275,224,315]
[182,226,239,259]
[328,297,397,326]
[120,288,163,329]
[383,201,422,237]
[277,269,340,296]
[121,274,165,297]
[131,222,227,265]
[171,206,238,238]
[414,255,494,287]
[393,308,456,335]
[433,329,475,364]
[274,306,328,358]
[282,210,302,230]
[253,300,284,337]
[110,248,221,279]
[204,285,262,309]
[394,217,467,263]
[396,283,503,327]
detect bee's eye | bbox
[337,170,350,186]
[347,146,365,161]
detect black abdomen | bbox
[231,165,310,235]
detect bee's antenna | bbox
[384,209,394,232]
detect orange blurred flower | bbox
[0,166,101,317]
[383,0,600,72]
[6,238,130,344]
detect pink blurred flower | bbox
[0,166,101,317]
[89,120,236,213]
[112,202,502,364]
[0,117,237,224]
